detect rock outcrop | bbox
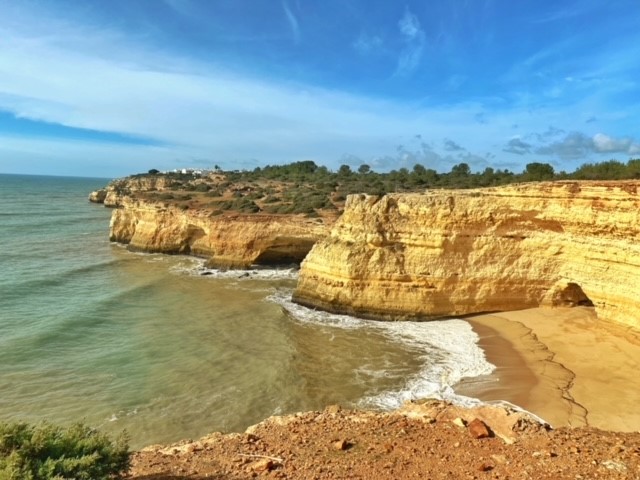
[293,181,640,330]
[89,175,183,206]
[88,189,107,203]
[110,197,328,268]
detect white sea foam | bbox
[268,290,496,411]
[106,407,139,423]
[186,264,300,281]
[169,257,298,280]
[112,246,301,281]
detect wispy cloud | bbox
[395,7,425,76]
[353,32,383,54]
[282,1,301,44]
[533,1,601,23]
[163,0,196,17]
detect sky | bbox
[0,0,639,178]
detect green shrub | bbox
[261,204,280,214]
[282,204,297,214]
[262,195,281,203]
[290,203,318,214]
[209,198,259,213]
[210,200,233,210]
[0,421,130,480]
[244,190,264,200]
[233,198,260,213]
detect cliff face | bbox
[89,176,181,206]
[293,181,640,330]
[109,197,328,268]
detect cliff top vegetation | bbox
[106,158,640,217]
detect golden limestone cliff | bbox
[293,181,640,330]
[89,176,183,207]
[109,196,328,269]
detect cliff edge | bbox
[130,401,639,479]
[293,181,640,330]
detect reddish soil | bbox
[128,401,640,479]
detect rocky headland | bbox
[293,180,640,330]
[90,173,335,268]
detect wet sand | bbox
[458,307,640,431]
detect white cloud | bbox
[592,132,634,153]
[395,7,425,76]
[398,8,421,38]
[533,131,640,160]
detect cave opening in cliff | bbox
[253,239,316,266]
[555,282,594,307]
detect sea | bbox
[0,174,495,448]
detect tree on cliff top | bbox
[523,162,555,181]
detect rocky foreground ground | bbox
[128,401,640,479]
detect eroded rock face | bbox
[90,176,180,207]
[293,181,640,329]
[109,197,328,268]
[88,189,107,203]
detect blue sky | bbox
[0,0,639,178]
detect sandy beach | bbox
[459,307,640,431]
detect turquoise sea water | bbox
[0,174,494,448]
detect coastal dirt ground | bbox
[128,402,640,480]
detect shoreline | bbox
[461,306,640,432]
[129,305,640,478]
